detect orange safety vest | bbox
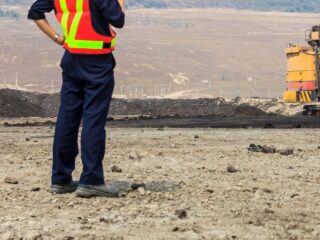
[54,0,117,54]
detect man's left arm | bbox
[94,0,125,29]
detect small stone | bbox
[128,154,135,160]
[25,138,30,141]
[278,148,294,156]
[206,189,214,194]
[100,217,110,223]
[175,209,187,219]
[178,181,186,186]
[31,187,40,192]
[227,165,238,173]
[63,237,75,240]
[262,188,273,194]
[126,174,134,179]
[248,144,276,154]
[131,183,145,190]
[172,226,179,232]
[25,232,43,240]
[194,135,199,139]
[111,165,122,173]
[155,165,162,169]
[4,177,18,184]
[119,191,127,198]
[138,187,146,195]
[290,193,299,199]
[165,193,174,200]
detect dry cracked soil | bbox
[1,125,320,239]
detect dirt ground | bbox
[1,125,320,240]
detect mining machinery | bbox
[283,25,320,115]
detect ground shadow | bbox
[109,180,180,193]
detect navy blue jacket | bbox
[28,0,125,72]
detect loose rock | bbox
[172,226,180,232]
[227,165,238,173]
[31,187,40,192]
[248,144,276,154]
[262,188,273,194]
[175,209,187,219]
[138,187,146,196]
[131,183,145,190]
[4,177,18,184]
[111,165,122,173]
[278,148,294,156]
[206,189,214,194]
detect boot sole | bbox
[50,185,77,194]
[76,187,119,198]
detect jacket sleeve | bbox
[94,0,125,28]
[27,0,54,20]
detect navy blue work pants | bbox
[52,51,115,185]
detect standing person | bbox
[28,0,125,197]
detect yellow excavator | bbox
[283,25,320,115]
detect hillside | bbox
[1,0,320,13]
[2,8,320,98]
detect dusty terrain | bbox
[2,8,320,97]
[1,125,320,239]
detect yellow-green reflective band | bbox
[59,0,116,50]
[60,0,69,40]
[111,38,117,48]
[69,0,83,41]
[67,40,104,49]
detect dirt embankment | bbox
[0,89,302,118]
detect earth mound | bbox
[0,88,302,118]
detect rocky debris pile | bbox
[0,88,299,119]
[248,144,294,155]
[230,97,302,116]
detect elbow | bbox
[111,14,125,29]
[27,11,46,20]
[116,21,125,29]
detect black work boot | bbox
[50,181,79,194]
[76,184,120,198]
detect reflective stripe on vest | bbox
[55,0,116,54]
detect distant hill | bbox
[127,0,320,13]
[2,0,320,13]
